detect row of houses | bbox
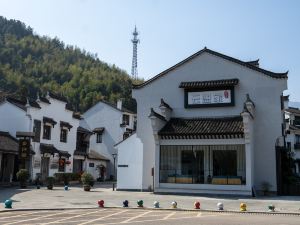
[1,47,299,196]
[0,92,136,183]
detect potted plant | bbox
[46,176,55,190]
[16,169,30,188]
[81,172,94,191]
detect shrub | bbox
[81,172,94,186]
[16,169,30,182]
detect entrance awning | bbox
[158,116,244,139]
[40,143,59,155]
[58,150,71,158]
[0,131,18,155]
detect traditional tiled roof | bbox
[93,127,105,134]
[40,143,59,155]
[0,131,18,154]
[58,150,71,158]
[5,97,41,110]
[43,116,57,126]
[74,149,88,157]
[159,98,172,110]
[246,59,259,67]
[179,78,239,89]
[77,126,93,134]
[16,132,35,138]
[48,91,68,103]
[133,48,288,89]
[285,107,300,115]
[158,116,244,139]
[148,108,166,121]
[39,96,50,104]
[87,150,110,161]
[73,112,82,120]
[60,121,73,130]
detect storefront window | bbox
[159,145,245,185]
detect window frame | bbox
[60,128,68,143]
[43,124,51,140]
[96,133,102,143]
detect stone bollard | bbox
[98,200,104,208]
[137,200,144,207]
[153,201,160,208]
[240,203,247,212]
[217,202,224,210]
[171,201,177,209]
[4,199,12,209]
[123,200,129,207]
[194,201,200,209]
[64,185,69,191]
[268,204,275,212]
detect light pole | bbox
[112,153,117,181]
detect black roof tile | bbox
[158,116,244,139]
[179,78,239,89]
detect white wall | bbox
[29,98,80,178]
[133,51,287,191]
[116,133,143,190]
[82,101,135,177]
[0,102,29,136]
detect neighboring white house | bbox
[115,47,288,196]
[0,92,81,180]
[81,100,136,180]
[284,105,300,175]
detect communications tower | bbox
[131,26,139,80]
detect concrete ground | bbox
[1,183,300,213]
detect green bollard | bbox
[4,199,12,208]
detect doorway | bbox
[41,157,50,181]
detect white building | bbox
[115,48,288,196]
[81,100,136,180]
[284,105,300,175]
[0,92,80,180]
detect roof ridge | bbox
[133,47,288,89]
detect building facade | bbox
[0,92,80,180]
[82,100,136,180]
[116,48,287,195]
[284,106,300,175]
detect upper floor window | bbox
[122,114,130,126]
[60,128,68,143]
[33,120,41,142]
[296,135,300,144]
[96,133,102,143]
[43,125,51,140]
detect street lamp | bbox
[112,153,117,181]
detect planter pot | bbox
[20,182,27,188]
[83,185,91,191]
[47,185,53,190]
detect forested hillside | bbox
[0,16,140,112]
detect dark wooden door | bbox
[41,157,49,181]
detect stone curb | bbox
[1,206,300,216]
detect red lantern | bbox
[98,200,104,208]
[59,159,65,166]
[65,160,71,165]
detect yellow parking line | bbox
[78,209,129,225]
[3,210,80,225]
[41,209,108,225]
[121,211,152,223]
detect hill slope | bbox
[0,16,138,112]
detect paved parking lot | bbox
[0,208,300,225]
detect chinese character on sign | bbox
[19,139,30,159]
[213,94,223,103]
[202,94,211,104]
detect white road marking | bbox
[120,210,152,223]
[41,209,108,225]
[197,212,202,217]
[3,210,80,225]
[0,211,41,220]
[78,209,128,225]
[163,211,176,220]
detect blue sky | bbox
[0,0,299,101]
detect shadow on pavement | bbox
[0,187,30,203]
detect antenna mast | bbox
[131,26,139,80]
